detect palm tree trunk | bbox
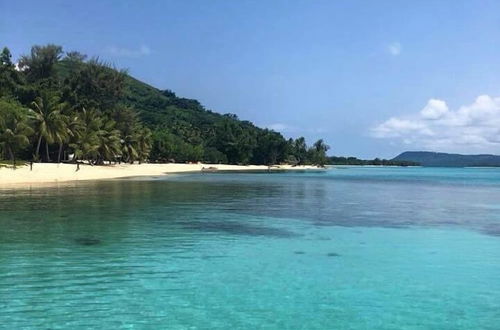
[45,141,51,162]
[58,143,63,163]
[35,135,42,161]
[8,146,15,169]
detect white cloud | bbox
[267,123,293,131]
[14,62,24,71]
[265,123,326,135]
[105,45,151,57]
[388,42,401,56]
[420,99,448,119]
[371,95,500,153]
[372,117,433,138]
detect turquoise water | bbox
[1,167,500,329]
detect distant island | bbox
[328,156,419,166]
[393,151,500,167]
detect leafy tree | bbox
[63,58,126,111]
[0,47,13,66]
[65,51,87,63]
[0,98,33,166]
[137,127,152,163]
[252,130,287,165]
[18,44,63,85]
[310,139,330,166]
[292,137,308,165]
[30,93,68,162]
[120,130,138,163]
[57,111,84,163]
[203,147,228,164]
[69,108,101,162]
[96,118,121,164]
[212,119,256,164]
[0,47,23,97]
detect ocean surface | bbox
[1,167,500,329]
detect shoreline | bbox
[0,163,321,186]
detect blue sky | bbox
[2,0,500,158]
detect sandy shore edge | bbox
[0,163,321,186]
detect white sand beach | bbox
[0,163,320,186]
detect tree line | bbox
[327,156,419,166]
[0,44,330,167]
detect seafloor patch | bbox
[184,220,298,238]
[74,237,101,246]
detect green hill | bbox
[393,151,500,167]
[0,44,330,166]
[55,56,291,164]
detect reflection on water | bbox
[1,168,500,329]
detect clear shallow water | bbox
[1,167,500,329]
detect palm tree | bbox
[313,139,330,154]
[30,93,68,162]
[18,44,63,83]
[57,108,84,163]
[136,127,152,163]
[294,137,307,165]
[0,109,33,167]
[111,106,141,164]
[121,132,139,164]
[312,139,330,166]
[69,108,100,163]
[96,118,121,164]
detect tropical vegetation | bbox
[0,44,331,167]
[327,156,419,166]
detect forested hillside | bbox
[328,156,419,166]
[393,151,500,167]
[0,44,330,166]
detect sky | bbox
[2,0,500,158]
